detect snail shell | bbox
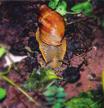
[39,5,65,46]
[36,5,66,69]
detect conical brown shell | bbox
[39,5,65,46]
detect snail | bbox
[36,5,66,69]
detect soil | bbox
[65,29,104,98]
[0,1,104,108]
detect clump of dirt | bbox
[0,1,40,56]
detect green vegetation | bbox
[102,70,104,91]
[48,0,67,16]
[55,1,67,16]
[23,68,60,91]
[66,96,97,108]
[43,85,104,108]
[0,47,6,58]
[65,91,103,108]
[43,85,66,108]
[48,0,93,16]
[0,87,7,101]
[48,0,59,9]
[71,1,93,16]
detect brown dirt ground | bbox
[65,29,104,98]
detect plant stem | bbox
[0,73,40,106]
[46,80,56,89]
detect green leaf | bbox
[48,0,67,16]
[23,68,57,91]
[56,87,66,98]
[44,85,66,108]
[102,70,104,91]
[56,1,67,16]
[56,98,65,103]
[45,69,60,80]
[71,1,93,16]
[0,47,6,58]
[56,92,66,98]
[48,0,59,9]
[53,102,62,108]
[0,87,7,101]
[65,96,98,108]
[43,86,57,97]
[43,90,56,97]
[71,3,84,13]
[57,87,64,92]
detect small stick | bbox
[0,74,40,107]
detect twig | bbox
[45,80,56,89]
[0,73,40,107]
[66,17,89,25]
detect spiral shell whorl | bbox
[39,5,65,46]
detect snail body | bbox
[36,5,66,69]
